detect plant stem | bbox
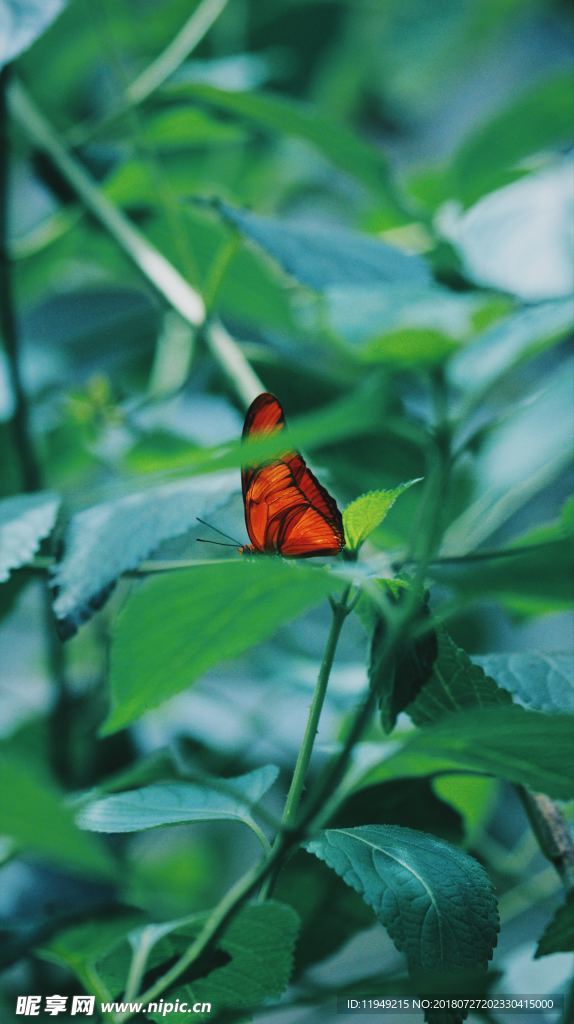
[518,788,574,892]
[0,68,41,494]
[282,587,351,830]
[69,0,231,147]
[9,79,262,408]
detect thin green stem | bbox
[282,588,351,831]
[9,79,262,408]
[69,0,230,147]
[0,68,41,493]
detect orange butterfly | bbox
[239,393,344,558]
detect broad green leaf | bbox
[449,160,574,301]
[0,0,66,68]
[443,361,574,554]
[473,653,574,715]
[408,631,512,726]
[370,589,437,733]
[452,72,574,206]
[162,82,406,216]
[146,901,300,1022]
[360,706,574,800]
[450,300,574,397]
[360,328,459,366]
[327,283,486,347]
[68,902,299,1019]
[0,754,115,879]
[306,826,498,974]
[0,492,59,582]
[104,559,341,734]
[216,202,430,290]
[430,540,574,615]
[143,107,247,149]
[536,893,574,957]
[77,765,278,833]
[343,480,422,550]
[52,472,236,636]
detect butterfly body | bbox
[240,393,344,558]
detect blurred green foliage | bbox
[1,0,573,1022]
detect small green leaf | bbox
[473,653,574,715]
[0,0,67,68]
[408,630,512,726]
[52,472,236,636]
[77,766,278,833]
[343,480,422,551]
[104,560,341,734]
[0,492,59,582]
[536,893,574,957]
[360,706,574,799]
[217,202,430,291]
[0,754,115,879]
[306,825,498,975]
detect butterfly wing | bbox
[241,393,344,557]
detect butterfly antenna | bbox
[196,517,241,546]
[197,538,237,548]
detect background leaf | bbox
[104,559,341,734]
[51,472,236,635]
[343,480,421,550]
[164,82,405,212]
[77,765,277,833]
[361,706,574,799]
[0,0,66,68]
[0,754,115,879]
[0,491,59,582]
[473,653,574,715]
[306,825,498,974]
[535,893,574,957]
[215,202,430,291]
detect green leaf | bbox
[535,893,574,957]
[162,83,407,216]
[51,472,235,636]
[473,653,574,715]
[0,492,59,582]
[40,915,145,973]
[143,107,247,150]
[0,0,67,68]
[361,328,459,366]
[0,754,115,879]
[430,540,574,615]
[370,588,437,733]
[305,825,498,975]
[443,360,574,554]
[450,300,574,397]
[148,902,299,1023]
[343,480,422,551]
[77,765,278,833]
[104,559,341,734]
[216,202,430,291]
[452,72,574,206]
[408,630,512,726]
[360,706,574,800]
